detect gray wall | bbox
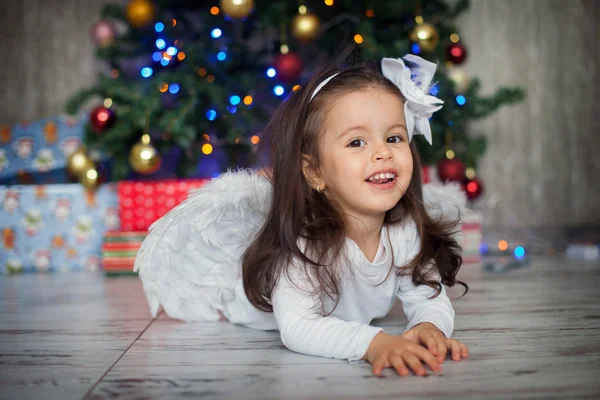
[0,0,598,231]
[456,0,599,233]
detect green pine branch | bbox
[67,0,524,179]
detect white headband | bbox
[308,54,443,145]
[309,72,340,102]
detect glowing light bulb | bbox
[202,144,213,154]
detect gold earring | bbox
[316,184,323,193]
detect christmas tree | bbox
[66,0,525,197]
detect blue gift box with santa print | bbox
[0,113,91,184]
[0,183,119,274]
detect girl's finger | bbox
[372,358,386,376]
[389,353,409,377]
[438,339,448,362]
[460,342,469,358]
[402,351,427,376]
[449,339,462,361]
[423,334,439,356]
[414,345,442,373]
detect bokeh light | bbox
[206,109,217,120]
[515,246,526,258]
[202,144,213,155]
[274,85,284,96]
[141,67,153,78]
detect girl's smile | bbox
[365,169,398,190]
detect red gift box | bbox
[118,179,209,231]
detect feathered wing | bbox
[133,169,272,321]
[133,168,465,322]
[421,181,467,224]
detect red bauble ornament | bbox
[462,177,484,200]
[273,52,303,83]
[447,42,467,65]
[90,106,115,133]
[437,158,465,182]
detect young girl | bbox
[134,54,469,377]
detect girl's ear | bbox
[301,154,321,189]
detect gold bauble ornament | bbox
[67,147,94,178]
[129,134,161,174]
[126,0,156,28]
[448,67,471,93]
[219,0,254,20]
[409,22,439,52]
[291,12,320,42]
[79,165,99,190]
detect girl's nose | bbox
[373,143,393,161]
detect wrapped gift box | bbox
[118,179,208,231]
[102,231,146,275]
[457,210,482,263]
[0,114,95,185]
[0,183,119,274]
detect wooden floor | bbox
[1,256,599,400]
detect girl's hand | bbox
[401,322,469,364]
[362,332,441,377]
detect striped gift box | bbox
[102,231,146,275]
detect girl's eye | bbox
[387,135,403,144]
[347,139,366,147]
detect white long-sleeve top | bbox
[269,219,455,363]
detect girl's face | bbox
[317,88,413,223]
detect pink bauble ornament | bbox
[91,20,116,47]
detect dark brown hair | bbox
[242,59,468,314]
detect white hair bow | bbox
[381,54,443,145]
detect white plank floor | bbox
[1,256,599,399]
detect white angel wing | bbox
[133,169,272,321]
[133,167,465,322]
[422,181,467,224]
